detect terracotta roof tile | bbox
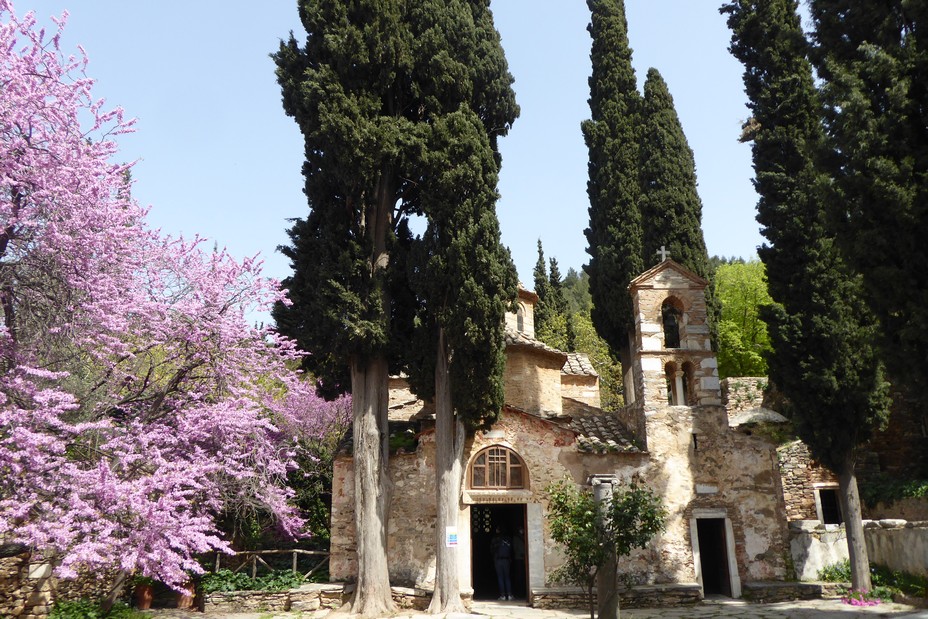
[562,352,598,377]
[504,328,567,360]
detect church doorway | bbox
[695,518,732,597]
[470,503,527,601]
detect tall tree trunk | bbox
[593,478,619,619]
[837,452,872,592]
[428,328,467,613]
[348,355,395,617]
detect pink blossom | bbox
[0,4,343,590]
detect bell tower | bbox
[627,258,720,408]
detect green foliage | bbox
[388,426,418,453]
[858,475,928,509]
[714,261,771,378]
[533,240,554,337]
[818,560,928,598]
[532,244,573,354]
[548,481,603,592]
[570,312,624,410]
[50,601,143,619]
[809,0,928,403]
[547,478,665,613]
[638,68,718,344]
[200,568,306,593]
[562,268,592,315]
[723,0,890,475]
[583,0,644,357]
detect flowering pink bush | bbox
[841,589,882,606]
[0,2,337,588]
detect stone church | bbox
[329,259,790,603]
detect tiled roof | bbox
[504,328,567,360]
[569,413,641,454]
[562,352,598,377]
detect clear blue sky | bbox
[18,0,761,291]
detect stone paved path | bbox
[145,597,928,619]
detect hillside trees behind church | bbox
[534,248,623,408]
[534,241,575,351]
[714,260,772,378]
[403,1,519,611]
[724,0,891,592]
[808,0,928,408]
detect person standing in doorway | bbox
[490,526,513,600]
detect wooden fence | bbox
[214,549,329,581]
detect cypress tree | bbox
[724,0,891,592]
[273,3,414,613]
[582,0,644,389]
[548,257,568,316]
[809,0,928,403]
[549,258,577,351]
[638,67,719,343]
[533,239,553,335]
[638,68,711,274]
[402,1,518,610]
[273,0,517,612]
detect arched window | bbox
[662,298,683,349]
[470,446,526,489]
[516,304,525,333]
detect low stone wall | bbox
[0,553,119,619]
[204,583,345,613]
[0,554,51,619]
[866,519,928,578]
[203,583,433,614]
[865,498,928,522]
[790,519,928,580]
[740,581,827,603]
[531,584,702,609]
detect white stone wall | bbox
[790,519,928,580]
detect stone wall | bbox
[790,519,928,580]
[867,386,928,479]
[330,408,647,590]
[721,377,768,419]
[530,583,701,609]
[777,440,838,522]
[865,519,928,578]
[641,403,790,587]
[865,498,928,521]
[204,583,345,614]
[561,375,600,409]
[0,553,119,619]
[503,348,564,417]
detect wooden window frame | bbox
[469,446,526,490]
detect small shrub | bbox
[818,560,851,583]
[50,600,144,619]
[200,568,305,593]
[818,560,928,599]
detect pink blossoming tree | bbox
[0,1,342,595]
